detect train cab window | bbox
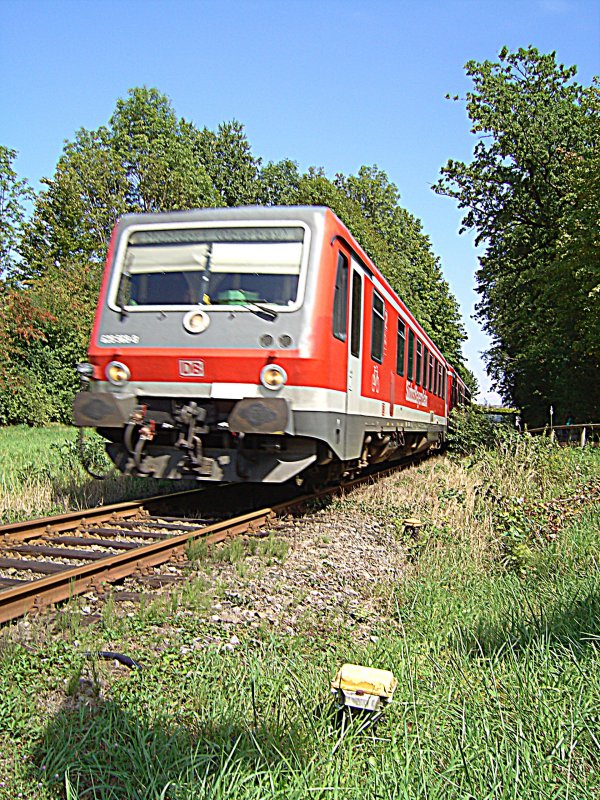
[396,319,406,376]
[443,367,447,400]
[332,252,348,341]
[407,329,415,382]
[416,340,423,386]
[119,225,305,309]
[423,347,429,391]
[371,291,385,363]
[350,271,362,358]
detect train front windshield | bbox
[116,226,305,309]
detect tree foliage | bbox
[435,47,600,424]
[2,86,469,424]
[0,145,34,281]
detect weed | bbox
[178,576,212,613]
[186,536,209,563]
[54,608,82,639]
[213,537,245,564]
[64,665,83,697]
[256,533,289,563]
[101,592,119,633]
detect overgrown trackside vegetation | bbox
[0,88,468,426]
[0,428,598,798]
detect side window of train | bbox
[396,319,405,376]
[332,252,349,341]
[416,340,423,386]
[371,291,384,363]
[423,347,429,391]
[429,354,434,393]
[407,329,415,382]
[350,270,362,358]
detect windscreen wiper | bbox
[241,302,278,321]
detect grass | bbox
[0,428,598,798]
[0,425,191,524]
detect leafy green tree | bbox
[191,120,261,206]
[23,88,222,282]
[553,93,600,368]
[21,127,128,281]
[435,47,600,423]
[0,145,34,282]
[258,159,301,205]
[110,87,219,213]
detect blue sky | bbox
[2,0,599,401]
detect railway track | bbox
[0,488,290,625]
[0,460,419,626]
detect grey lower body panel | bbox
[292,409,446,461]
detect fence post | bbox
[581,427,587,449]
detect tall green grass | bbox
[0,425,186,523]
[0,432,598,798]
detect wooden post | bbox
[581,427,587,449]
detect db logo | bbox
[179,359,204,377]
[371,365,380,394]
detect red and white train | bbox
[73,206,469,484]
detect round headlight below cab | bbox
[183,309,210,334]
[260,364,287,390]
[106,361,130,386]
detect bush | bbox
[446,405,499,454]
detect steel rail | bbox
[0,487,207,543]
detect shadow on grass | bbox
[452,590,600,660]
[31,691,311,799]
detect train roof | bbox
[117,205,331,228]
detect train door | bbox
[346,262,363,417]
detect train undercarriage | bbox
[74,391,444,485]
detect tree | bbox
[191,120,261,207]
[22,88,222,282]
[435,47,600,423]
[0,145,34,281]
[110,87,219,214]
[258,159,301,206]
[21,127,128,282]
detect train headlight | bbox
[106,361,130,386]
[260,364,287,390]
[183,309,210,334]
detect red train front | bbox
[73,206,457,483]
